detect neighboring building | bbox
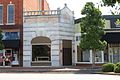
[0,0,23,67]
[23,0,50,11]
[102,15,120,63]
[75,15,120,67]
[23,4,75,67]
[75,19,104,67]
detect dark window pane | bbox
[0,6,3,24]
[8,5,14,23]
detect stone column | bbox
[101,51,104,63]
[51,40,60,66]
[90,50,93,63]
[23,40,32,67]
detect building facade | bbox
[75,19,104,67]
[0,0,23,67]
[102,15,120,64]
[23,4,75,67]
[75,15,120,67]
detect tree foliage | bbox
[80,2,107,51]
[102,0,120,7]
[0,29,4,50]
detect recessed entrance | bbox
[62,40,72,66]
[31,36,51,66]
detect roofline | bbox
[75,15,120,24]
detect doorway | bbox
[62,40,72,66]
[0,49,12,66]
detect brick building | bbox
[23,0,50,11]
[0,0,23,67]
[0,0,51,67]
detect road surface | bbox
[0,73,119,80]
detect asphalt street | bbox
[0,73,119,80]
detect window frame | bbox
[7,4,15,25]
[0,4,3,25]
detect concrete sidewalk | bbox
[0,67,119,75]
[0,67,102,73]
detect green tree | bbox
[102,0,120,15]
[80,2,107,68]
[102,0,120,7]
[0,29,4,50]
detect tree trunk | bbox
[92,49,96,68]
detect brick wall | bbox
[0,0,23,26]
[0,0,23,67]
[23,0,50,11]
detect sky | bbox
[47,0,113,19]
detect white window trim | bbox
[0,4,3,25]
[7,4,15,25]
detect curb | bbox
[95,72,120,75]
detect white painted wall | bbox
[23,5,74,67]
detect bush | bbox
[102,63,115,72]
[114,62,120,73]
[115,62,120,67]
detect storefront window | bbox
[77,49,90,62]
[32,45,51,61]
[109,46,120,63]
[95,51,102,62]
[77,48,103,62]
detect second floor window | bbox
[8,4,15,24]
[0,5,3,24]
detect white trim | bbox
[31,66,52,67]
[0,24,3,25]
[76,62,92,64]
[90,50,92,63]
[0,66,11,67]
[101,51,104,63]
[32,43,51,45]
[0,4,3,25]
[32,61,51,63]
[6,23,15,25]
[7,4,15,24]
[76,62,104,64]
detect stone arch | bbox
[31,36,51,44]
[31,36,51,66]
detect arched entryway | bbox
[31,36,51,66]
